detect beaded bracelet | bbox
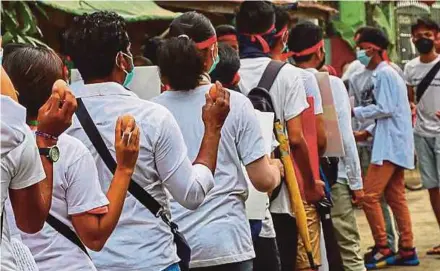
[35,131,58,141]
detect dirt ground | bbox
[355,170,440,270]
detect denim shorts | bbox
[414,133,440,189]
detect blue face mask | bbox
[118,52,135,87]
[208,53,220,74]
[356,49,372,67]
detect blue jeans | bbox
[190,260,253,271]
[163,263,180,271]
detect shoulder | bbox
[279,63,302,79]
[329,76,347,94]
[57,134,92,166]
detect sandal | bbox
[427,245,440,255]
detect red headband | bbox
[358,42,390,62]
[274,26,288,38]
[283,40,324,58]
[242,24,275,53]
[218,34,237,43]
[195,35,217,50]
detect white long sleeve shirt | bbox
[67,82,214,271]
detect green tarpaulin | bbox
[39,0,178,21]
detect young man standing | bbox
[289,21,365,271]
[404,17,440,256]
[353,27,418,269]
[236,2,323,271]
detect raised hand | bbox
[115,115,140,174]
[202,81,230,131]
[37,80,77,137]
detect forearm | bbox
[96,167,132,244]
[35,137,56,220]
[194,128,221,173]
[353,105,392,121]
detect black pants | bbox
[253,237,281,271]
[272,213,298,271]
[190,260,253,271]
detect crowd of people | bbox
[1,1,439,271]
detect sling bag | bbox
[416,60,440,102]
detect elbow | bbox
[253,171,280,193]
[317,136,327,156]
[83,236,106,252]
[288,133,304,148]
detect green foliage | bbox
[1,1,48,47]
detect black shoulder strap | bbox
[75,98,166,220]
[46,213,90,257]
[257,60,287,91]
[416,60,440,102]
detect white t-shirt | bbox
[239,57,309,216]
[1,96,26,158]
[1,126,45,271]
[16,134,109,271]
[299,68,324,115]
[153,85,266,268]
[404,55,440,137]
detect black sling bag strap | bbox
[257,60,287,94]
[75,98,191,271]
[416,60,440,102]
[46,213,90,257]
[255,60,286,202]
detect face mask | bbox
[117,52,134,87]
[356,49,372,66]
[208,52,220,74]
[415,38,434,54]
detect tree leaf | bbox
[16,1,36,35]
[26,37,49,48]
[3,9,19,29]
[33,2,49,20]
[2,31,14,44]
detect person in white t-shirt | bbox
[236,2,324,271]
[153,12,282,271]
[4,44,142,270]
[1,72,77,270]
[404,17,440,256]
[288,21,365,271]
[64,11,231,271]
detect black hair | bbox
[3,44,63,118]
[236,1,275,34]
[210,43,240,86]
[288,21,323,63]
[274,6,290,34]
[356,27,389,50]
[411,17,439,35]
[354,26,373,39]
[159,12,215,90]
[216,24,237,37]
[142,36,164,65]
[133,56,153,67]
[64,11,130,82]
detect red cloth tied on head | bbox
[274,25,288,38]
[358,42,390,62]
[195,35,217,50]
[242,24,275,53]
[282,40,324,59]
[218,34,237,43]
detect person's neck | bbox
[85,77,121,85]
[366,59,381,70]
[296,61,317,70]
[420,51,438,63]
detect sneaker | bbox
[364,245,395,270]
[387,247,420,266]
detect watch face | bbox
[49,146,60,162]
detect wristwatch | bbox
[39,146,60,163]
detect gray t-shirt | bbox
[153,85,266,268]
[404,55,440,137]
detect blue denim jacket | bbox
[353,62,414,169]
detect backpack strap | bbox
[257,60,287,91]
[416,60,440,102]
